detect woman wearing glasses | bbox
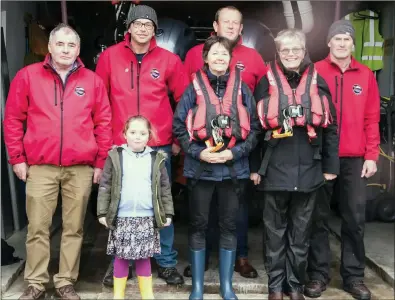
[250,29,339,300]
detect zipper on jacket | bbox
[338,74,344,144]
[137,61,141,114]
[292,88,297,105]
[335,76,339,103]
[54,80,58,106]
[216,78,224,114]
[131,61,134,89]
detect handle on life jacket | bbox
[205,140,224,153]
[272,128,293,139]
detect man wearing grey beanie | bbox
[96,4,188,289]
[306,19,380,300]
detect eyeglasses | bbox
[132,21,154,30]
[278,48,305,55]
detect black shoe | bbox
[158,266,184,285]
[304,280,327,298]
[343,281,371,300]
[102,264,133,288]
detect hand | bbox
[99,217,108,227]
[199,147,219,163]
[323,173,337,181]
[13,162,29,182]
[172,143,181,156]
[164,217,172,227]
[361,160,377,178]
[218,149,233,162]
[250,173,261,185]
[93,168,103,184]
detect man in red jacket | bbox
[182,6,267,279]
[3,24,112,300]
[306,20,380,300]
[96,5,188,286]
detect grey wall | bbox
[1,1,37,80]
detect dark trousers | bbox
[263,191,316,293]
[205,187,250,260]
[308,157,367,285]
[188,179,244,250]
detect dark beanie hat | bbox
[126,5,158,29]
[327,19,355,43]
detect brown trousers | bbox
[24,165,93,290]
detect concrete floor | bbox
[2,212,395,300]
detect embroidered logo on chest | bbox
[352,84,363,95]
[151,68,160,79]
[235,61,245,71]
[75,86,85,96]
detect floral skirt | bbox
[106,216,160,260]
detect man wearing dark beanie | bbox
[96,4,188,288]
[305,19,380,300]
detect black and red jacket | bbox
[315,55,380,161]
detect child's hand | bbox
[164,217,172,227]
[99,217,108,228]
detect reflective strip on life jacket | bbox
[257,61,331,140]
[186,68,250,148]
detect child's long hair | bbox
[123,115,157,143]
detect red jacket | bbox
[95,34,189,146]
[3,55,113,168]
[183,36,267,93]
[315,56,380,161]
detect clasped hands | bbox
[199,147,233,164]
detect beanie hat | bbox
[327,19,355,43]
[126,5,158,29]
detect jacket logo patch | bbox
[235,61,245,71]
[352,84,363,95]
[75,87,85,96]
[151,68,160,79]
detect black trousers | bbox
[262,191,316,293]
[308,157,367,285]
[188,179,245,250]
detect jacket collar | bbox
[121,144,153,157]
[324,54,359,71]
[123,32,157,53]
[205,68,230,86]
[43,54,84,72]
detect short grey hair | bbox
[274,28,306,50]
[49,23,80,45]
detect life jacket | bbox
[186,67,250,149]
[257,61,332,140]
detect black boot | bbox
[189,249,205,300]
[219,248,237,300]
[102,262,133,288]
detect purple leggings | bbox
[114,257,151,278]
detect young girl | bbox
[97,115,174,299]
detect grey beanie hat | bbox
[327,19,355,43]
[126,5,158,29]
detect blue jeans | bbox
[151,145,178,267]
[112,145,178,268]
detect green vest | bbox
[345,10,384,71]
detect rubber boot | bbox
[219,248,238,300]
[113,276,127,299]
[189,248,206,300]
[137,276,155,299]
